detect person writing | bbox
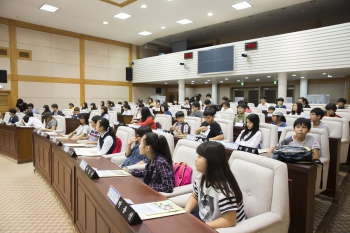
[271,111,287,127]
[235,114,262,148]
[67,114,90,141]
[130,132,174,193]
[21,112,43,129]
[135,107,156,130]
[195,108,224,141]
[233,104,247,125]
[8,108,19,124]
[185,141,245,229]
[169,111,189,136]
[310,108,329,135]
[96,118,116,155]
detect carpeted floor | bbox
[0,155,75,233]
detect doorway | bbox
[168,92,178,103]
[264,90,277,104]
[248,90,259,107]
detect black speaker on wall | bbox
[156,88,161,94]
[0,70,7,83]
[126,67,133,81]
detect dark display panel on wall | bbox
[198,46,234,74]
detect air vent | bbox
[0,47,9,57]
[144,44,158,51]
[19,51,29,58]
[17,49,32,60]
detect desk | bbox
[32,133,216,233]
[117,114,134,124]
[0,124,33,163]
[65,118,80,134]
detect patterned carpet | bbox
[0,155,76,233]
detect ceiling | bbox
[0,0,312,46]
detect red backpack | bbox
[112,137,122,154]
[173,162,193,187]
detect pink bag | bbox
[173,162,193,187]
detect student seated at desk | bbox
[21,112,44,129]
[337,98,346,109]
[195,108,224,141]
[152,101,161,111]
[185,141,245,229]
[135,107,156,130]
[90,103,98,110]
[120,126,153,168]
[82,115,101,144]
[28,103,36,114]
[289,102,303,115]
[96,118,116,155]
[183,97,191,108]
[233,104,247,125]
[275,97,287,109]
[71,107,81,119]
[238,100,252,113]
[161,103,172,116]
[268,118,320,160]
[235,114,262,148]
[131,104,144,123]
[67,113,90,141]
[169,111,189,136]
[257,95,270,109]
[325,103,342,118]
[122,104,132,115]
[190,102,204,119]
[42,105,51,116]
[68,103,74,110]
[271,111,287,127]
[8,108,19,124]
[221,101,233,113]
[310,108,329,135]
[81,102,88,110]
[100,106,110,121]
[16,98,28,113]
[130,132,174,193]
[51,103,64,116]
[41,112,57,131]
[203,99,211,111]
[266,106,275,116]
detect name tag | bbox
[107,185,121,206]
[79,159,88,171]
[64,145,77,157]
[84,165,99,179]
[225,142,239,150]
[52,137,62,146]
[115,197,142,225]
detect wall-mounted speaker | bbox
[156,88,161,94]
[0,70,7,83]
[126,67,132,81]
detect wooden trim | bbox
[18,75,80,84]
[129,44,132,67]
[315,19,323,28]
[132,83,177,88]
[344,76,350,82]
[9,22,18,107]
[0,46,9,58]
[136,46,140,59]
[85,79,130,86]
[216,38,220,45]
[308,78,345,84]
[100,0,137,8]
[17,49,32,60]
[80,38,85,103]
[129,83,132,102]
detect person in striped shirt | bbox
[185,141,245,229]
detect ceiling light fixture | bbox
[207,80,210,81]
[165,83,167,84]
[103,21,108,25]
[225,78,228,80]
[205,82,208,84]
[138,31,152,36]
[292,74,297,76]
[323,72,327,75]
[245,77,248,79]
[267,76,271,78]
[141,4,147,8]
[220,81,223,83]
[207,12,213,16]
[231,1,252,10]
[328,75,332,78]
[114,12,132,20]
[40,4,59,12]
[301,77,305,79]
[176,19,193,25]
[237,80,240,82]
[161,26,165,29]
[256,79,260,81]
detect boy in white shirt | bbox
[257,95,270,109]
[221,102,233,113]
[183,97,191,108]
[21,112,44,129]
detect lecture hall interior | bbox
[0,0,350,232]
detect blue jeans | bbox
[192,212,203,221]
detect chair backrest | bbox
[248,103,255,108]
[3,112,10,122]
[130,108,138,116]
[173,139,201,183]
[274,108,287,114]
[215,119,233,142]
[246,112,265,123]
[16,113,25,122]
[249,108,262,113]
[309,104,326,109]
[216,111,234,121]
[285,115,303,126]
[116,126,136,152]
[172,109,187,119]
[259,123,278,148]
[33,114,42,122]
[108,111,117,124]
[54,116,66,134]
[62,109,73,117]
[113,105,122,113]
[184,116,202,133]
[229,151,289,220]
[320,119,343,139]
[155,115,172,130]
[89,110,100,121]
[170,105,181,111]
[36,108,44,114]
[335,111,350,121]
[152,130,175,156]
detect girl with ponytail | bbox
[130,132,174,193]
[96,118,116,155]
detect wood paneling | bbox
[33,136,51,181]
[308,78,345,84]
[80,38,85,103]
[129,83,132,102]
[85,79,129,86]
[136,46,140,59]
[18,75,80,84]
[9,22,18,107]
[0,90,10,113]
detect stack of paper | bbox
[74,147,101,157]
[131,200,186,220]
[96,169,130,177]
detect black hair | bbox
[310,107,325,119]
[194,95,201,101]
[42,112,55,127]
[260,95,267,100]
[237,103,247,109]
[325,103,337,111]
[9,108,16,114]
[100,101,105,106]
[28,103,34,108]
[161,103,169,113]
[156,99,160,103]
[91,115,101,124]
[82,102,88,109]
[268,106,275,111]
[222,96,229,101]
[277,97,284,102]
[135,126,152,138]
[196,141,243,205]
[204,99,211,105]
[184,97,189,101]
[206,93,211,98]
[143,132,172,165]
[192,101,200,108]
[203,108,216,117]
[26,111,33,117]
[98,118,115,141]
[101,106,108,117]
[238,100,250,109]
[293,118,311,130]
[337,98,347,104]
[175,111,185,118]
[111,101,115,107]
[299,97,309,105]
[291,102,303,115]
[17,99,24,104]
[273,114,286,123]
[239,114,260,142]
[106,100,112,106]
[123,104,131,110]
[148,97,153,103]
[141,107,153,122]
[139,103,145,108]
[172,100,178,105]
[118,102,122,105]
[123,101,128,105]
[51,103,58,108]
[74,107,80,112]
[79,113,89,125]
[43,105,50,113]
[90,103,97,110]
[69,103,74,107]
[223,102,230,108]
[137,99,143,105]
[23,115,29,123]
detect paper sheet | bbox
[74,147,101,156]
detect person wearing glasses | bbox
[118,126,153,168]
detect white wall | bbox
[308,83,344,103]
[0,23,11,90]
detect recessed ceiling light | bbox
[138,31,152,36]
[205,82,208,84]
[141,4,147,8]
[165,83,167,84]
[176,19,193,25]
[256,79,260,81]
[207,80,210,81]
[301,77,305,79]
[220,81,223,83]
[225,78,228,80]
[292,74,297,76]
[191,81,195,82]
[207,12,213,16]
[328,75,332,78]
[161,26,165,29]
[231,1,252,10]
[103,21,108,25]
[40,4,59,12]
[114,12,132,20]
[191,83,194,85]
[245,77,248,79]
[323,72,327,75]
[267,76,271,78]
[177,82,179,83]
[237,80,240,82]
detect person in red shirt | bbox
[135,107,156,130]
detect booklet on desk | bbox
[131,200,186,220]
[74,147,102,156]
[96,169,130,177]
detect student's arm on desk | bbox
[313,148,320,160]
[125,137,137,156]
[209,134,224,141]
[207,211,237,229]
[185,192,198,213]
[267,146,275,153]
[195,126,207,135]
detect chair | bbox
[249,107,263,113]
[53,115,66,134]
[155,114,172,130]
[89,110,100,121]
[36,108,44,115]
[285,115,302,126]
[280,127,329,195]
[104,126,136,160]
[170,105,181,111]
[248,103,255,108]
[216,111,234,121]
[62,109,73,117]
[34,114,42,122]
[216,151,289,233]
[16,113,25,122]
[3,112,10,122]
[274,108,287,114]
[161,139,201,198]
[335,111,350,121]
[259,123,278,149]
[216,119,233,142]
[153,129,175,156]
[184,116,202,134]
[247,112,265,123]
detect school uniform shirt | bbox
[136,116,156,130]
[121,144,148,168]
[236,130,262,148]
[272,121,287,127]
[130,153,174,193]
[52,110,64,116]
[193,174,246,223]
[199,121,223,139]
[30,109,37,114]
[25,117,44,129]
[317,121,330,135]
[190,111,204,119]
[275,134,320,151]
[8,115,19,124]
[46,119,57,129]
[233,114,247,125]
[257,103,270,109]
[275,105,286,109]
[74,125,90,137]
[102,114,110,121]
[16,102,28,112]
[122,110,131,115]
[88,129,100,142]
[172,122,189,135]
[97,131,115,155]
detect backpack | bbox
[173,162,193,187]
[156,122,162,129]
[112,137,122,153]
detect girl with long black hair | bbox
[290,102,303,115]
[135,107,156,129]
[235,113,261,148]
[96,118,116,155]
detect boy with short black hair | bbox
[84,115,102,144]
[190,102,204,119]
[51,103,64,116]
[310,107,329,135]
[183,97,190,108]
[8,108,19,124]
[16,99,28,113]
[268,118,320,160]
[28,103,36,114]
[204,99,211,111]
[275,97,286,109]
[72,107,81,119]
[258,95,270,109]
[233,104,247,125]
[206,93,212,101]
[169,111,189,136]
[195,108,224,140]
[267,106,275,114]
[325,103,341,118]
[337,98,347,109]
